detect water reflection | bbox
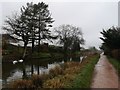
[2,56,83,87]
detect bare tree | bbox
[54,24,85,54]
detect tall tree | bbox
[3,2,55,58]
[100,26,120,50]
[100,26,120,56]
[21,2,54,52]
[54,24,84,54]
[21,2,38,53]
[3,12,31,59]
[34,2,54,52]
[71,27,84,52]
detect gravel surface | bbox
[91,53,119,88]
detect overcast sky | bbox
[0,0,118,49]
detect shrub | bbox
[31,75,43,88]
[49,65,64,78]
[43,77,64,88]
[31,74,49,88]
[111,49,120,59]
[10,79,34,88]
[43,74,75,88]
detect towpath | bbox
[91,53,119,88]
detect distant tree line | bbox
[100,26,120,59]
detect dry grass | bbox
[43,55,99,88]
[10,61,81,88]
[31,74,49,88]
[43,77,64,88]
[49,65,64,78]
[10,79,34,88]
[43,74,75,88]
[43,61,83,88]
[60,61,80,69]
[10,73,49,88]
[64,67,80,74]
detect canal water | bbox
[2,56,83,87]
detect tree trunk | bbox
[32,39,35,53]
[38,34,41,52]
[22,67,27,79]
[64,43,67,56]
[38,16,41,53]
[37,65,40,75]
[31,64,34,75]
[22,63,27,79]
[22,43,27,59]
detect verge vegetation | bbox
[67,54,99,88]
[108,57,120,77]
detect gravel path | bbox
[91,53,119,88]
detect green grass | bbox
[50,53,64,58]
[32,52,64,59]
[32,52,51,58]
[108,57,120,76]
[3,44,64,59]
[68,55,99,88]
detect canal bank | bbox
[4,54,99,88]
[2,54,84,88]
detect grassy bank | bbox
[67,54,99,88]
[8,54,99,88]
[43,54,99,88]
[3,44,82,62]
[108,57,120,76]
[31,52,64,59]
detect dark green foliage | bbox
[3,2,55,58]
[100,26,120,50]
[48,45,63,53]
[100,26,120,59]
[108,57,120,76]
[19,2,55,52]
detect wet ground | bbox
[91,53,119,88]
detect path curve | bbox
[91,53,119,88]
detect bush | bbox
[10,79,34,88]
[108,57,120,76]
[31,74,50,88]
[43,74,74,88]
[49,65,64,78]
[69,55,99,88]
[111,49,120,59]
[49,45,63,53]
[31,75,43,88]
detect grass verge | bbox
[9,54,99,88]
[43,54,99,88]
[108,57,120,76]
[67,54,99,88]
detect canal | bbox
[2,56,83,88]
